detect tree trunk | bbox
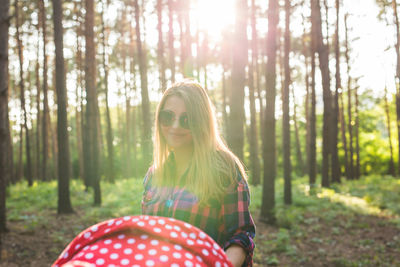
[101,0,115,183]
[248,0,260,186]
[291,86,305,176]
[309,17,317,188]
[344,13,354,180]
[168,0,175,83]
[355,85,360,178]
[134,0,152,168]
[15,0,33,187]
[85,0,101,205]
[52,0,73,214]
[0,0,10,233]
[228,0,247,162]
[393,0,400,177]
[157,0,166,92]
[339,89,349,179]
[312,0,331,188]
[331,0,341,183]
[282,0,292,204]
[260,0,278,224]
[384,86,395,176]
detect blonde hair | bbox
[153,80,247,204]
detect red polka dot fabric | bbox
[52,215,233,267]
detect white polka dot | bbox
[212,249,218,255]
[138,221,145,227]
[148,249,157,255]
[173,252,182,259]
[215,262,221,267]
[149,220,156,225]
[196,264,202,267]
[205,241,211,247]
[83,245,90,251]
[110,253,119,260]
[138,244,146,250]
[96,258,105,265]
[185,260,194,267]
[104,239,112,244]
[108,265,116,267]
[199,232,206,239]
[184,223,192,228]
[124,248,133,255]
[135,254,144,260]
[151,240,159,246]
[154,227,162,233]
[140,234,149,240]
[132,218,139,222]
[213,243,220,250]
[91,225,98,232]
[74,244,81,250]
[181,232,188,238]
[196,239,204,245]
[84,232,91,239]
[104,228,111,233]
[224,263,229,267]
[118,234,126,239]
[174,244,182,250]
[158,219,165,225]
[77,252,84,258]
[99,248,108,254]
[123,216,131,221]
[144,216,150,220]
[185,252,193,259]
[127,238,135,244]
[146,260,155,266]
[62,252,69,258]
[173,225,181,231]
[189,233,196,239]
[116,220,123,225]
[171,264,179,267]
[121,259,130,265]
[187,239,194,245]
[107,220,115,226]
[196,256,203,262]
[113,243,122,249]
[170,232,178,238]
[168,217,176,222]
[165,224,173,230]
[161,246,170,251]
[160,255,168,262]
[85,253,94,259]
[132,265,140,267]
[90,245,99,250]
[202,249,209,256]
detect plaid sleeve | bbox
[221,171,256,267]
[142,166,154,213]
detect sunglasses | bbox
[159,110,190,129]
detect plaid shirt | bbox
[142,166,256,267]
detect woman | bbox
[142,81,256,267]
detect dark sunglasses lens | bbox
[159,111,174,126]
[179,114,189,129]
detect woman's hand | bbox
[225,244,246,267]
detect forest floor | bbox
[0,175,399,267]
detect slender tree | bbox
[261,0,279,224]
[309,9,317,188]
[282,0,292,204]
[291,86,305,176]
[393,0,400,176]
[15,0,33,186]
[168,0,175,83]
[52,0,73,213]
[384,86,395,175]
[312,0,332,187]
[134,0,152,167]
[0,0,10,233]
[157,0,167,91]
[85,0,101,205]
[228,0,247,161]
[331,0,341,183]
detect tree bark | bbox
[331,0,341,183]
[52,0,73,214]
[15,0,33,187]
[312,0,331,187]
[168,0,175,83]
[291,86,305,176]
[228,0,247,162]
[309,14,317,188]
[134,0,152,168]
[282,0,292,204]
[85,0,101,205]
[393,0,400,176]
[261,0,278,224]
[157,0,166,92]
[384,86,395,176]
[0,0,10,233]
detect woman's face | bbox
[160,96,193,150]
